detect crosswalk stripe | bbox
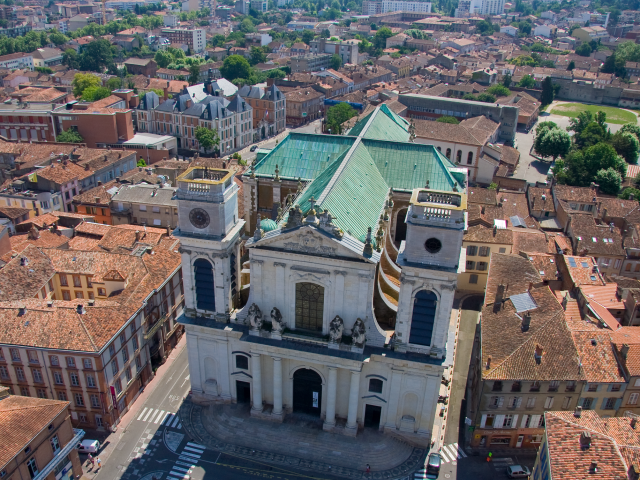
[170,415,181,428]
[176,423,182,430]
[187,442,206,450]
[184,446,204,454]
[439,449,452,463]
[454,443,467,458]
[142,408,155,422]
[167,477,181,480]
[445,444,459,459]
[172,466,190,473]
[170,472,189,479]
[161,412,172,425]
[137,407,148,421]
[176,461,197,468]
[180,452,201,460]
[179,455,199,462]
[153,410,165,424]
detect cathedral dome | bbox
[260,218,278,232]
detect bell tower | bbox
[394,188,467,358]
[173,166,245,322]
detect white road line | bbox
[170,415,181,428]
[183,446,204,454]
[187,442,206,449]
[161,412,172,425]
[176,461,197,468]
[172,466,190,473]
[439,449,452,463]
[153,410,166,424]
[180,452,201,460]
[167,477,181,480]
[142,408,155,422]
[169,472,189,479]
[179,455,199,462]
[137,407,148,421]
[176,423,182,430]
[454,443,467,458]
[445,444,459,459]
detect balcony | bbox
[144,314,166,341]
[511,383,522,392]
[565,385,576,392]
[492,382,503,392]
[33,428,85,480]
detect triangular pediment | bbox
[247,226,380,263]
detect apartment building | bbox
[290,53,332,73]
[72,181,120,225]
[0,52,33,70]
[238,84,286,140]
[284,87,325,126]
[136,87,254,155]
[31,48,64,68]
[362,0,431,14]
[0,103,56,142]
[160,27,205,53]
[110,184,178,228]
[0,395,85,480]
[460,225,513,292]
[34,161,92,213]
[310,39,359,65]
[0,227,183,430]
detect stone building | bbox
[176,105,467,446]
[238,84,286,140]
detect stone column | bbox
[275,262,285,309]
[345,370,361,434]
[272,356,283,418]
[323,367,338,431]
[251,353,263,413]
[186,332,202,394]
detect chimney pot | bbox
[97,180,102,186]
[590,461,597,473]
[574,405,582,417]
[632,417,638,429]
[622,343,630,359]
[76,304,85,314]
[486,355,491,369]
[580,431,592,448]
[522,312,531,331]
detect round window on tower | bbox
[425,238,442,254]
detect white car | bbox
[77,439,100,454]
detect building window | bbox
[75,393,84,406]
[115,378,123,395]
[21,387,30,396]
[503,414,514,427]
[86,375,96,388]
[119,332,126,347]
[135,356,142,372]
[27,458,38,479]
[526,397,536,408]
[122,346,129,364]
[469,274,478,284]
[112,359,119,376]
[587,383,598,392]
[629,393,639,405]
[62,290,70,301]
[466,260,476,270]
[16,367,25,381]
[27,350,38,363]
[235,355,248,370]
[466,245,478,256]
[0,366,8,379]
[50,355,59,366]
[98,288,106,296]
[132,335,139,351]
[369,378,383,394]
[604,397,616,409]
[10,349,20,361]
[79,414,87,423]
[295,282,325,332]
[91,394,100,408]
[32,369,43,383]
[125,366,132,383]
[54,371,63,384]
[109,345,115,358]
[477,262,488,271]
[83,359,92,369]
[544,396,554,409]
[409,290,437,346]
[549,380,559,392]
[583,397,594,410]
[562,396,572,409]
[70,372,79,386]
[478,246,490,257]
[194,258,216,311]
[73,275,81,287]
[467,152,473,164]
[59,274,68,286]
[50,435,60,453]
[57,391,67,401]
[66,357,75,368]
[75,291,83,299]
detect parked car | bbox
[250,145,258,152]
[426,453,441,476]
[77,440,100,454]
[507,465,531,478]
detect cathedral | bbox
[175,105,467,446]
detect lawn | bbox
[550,103,638,125]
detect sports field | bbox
[550,102,637,125]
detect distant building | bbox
[31,48,64,68]
[0,52,33,70]
[250,0,267,11]
[290,53,332,73]
[362,0,431,14]
[160,27,206,53]
[310,38,359,65]
[238,83,286,139]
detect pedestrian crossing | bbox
[167,442,206,480]
[438,443,467,463]
[136,407,182,430]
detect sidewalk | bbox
[79,335,188,479]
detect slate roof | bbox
[110,184,177,207]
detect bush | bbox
[486,85,510,97]
[436,116,460,124]
[620,187,640,199]
[477,93,497,103]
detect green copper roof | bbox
[363,139,459,192]
[294,153,345,214]
[260,218,278,232]
[349,104,409,142]
[253,133,354,181]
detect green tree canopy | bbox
[611,131,640,164]
[220,55,252,81]
[517,74,535,88]
[326,102,357,134]
[81,86,111,102]
[57,129,84,143]
[330,53,342,70]
[486,85,510,97]
[575,43,592,57]
[503,74,512,87]
[576,122,609,149]
[540,76,554,106]
[78,39,115,72]
[594,167,622,195]
[536,121,558,137]
[154,50,173,68]
[436,116,459,124]
[476,93,497,103]
[72,73,102,98]
[620,187,640,199]
[534,127,571,161]
[249,46,267,66]
[194,126,220,153]
[372,27,393,50]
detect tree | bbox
[372,27,393,50]
[240,18,256,33]
[475,19,494,35]
[63,48,79,69]
[137,158,147,167]
[486,85,510,97]
[56,129,84,143]
[326,102,356,134]
[188,64,201,85]
[620,187,640,199]
[575,43,592,57]
[534,127,571,161]
[194,126,220,153]
[576,122,608,149]
[540,76,554,106]
[266,68,286,79]
[476,93,497,103]
[517,74,535,88]
[436,116,459,124]
[249,46,267,66]
[301,29,315,44]
[567,111,595,136]
[106,77,121,90]
[329,53,342,70]
[536,121,557,137]
[72,73,102,98]
[49,31,67,46]
[502,74,512,87]
[621,123,640,142]
[220,55,251,81]
[79,39,114,72]
[611,131,640,164]
[462,93,477,101]
[154,50,173,68]
[81,86,111,101]
[594,167,622,195]
[567,60,575,70]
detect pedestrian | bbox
[365,464,371,474]
[96,458,102,470]
[87,454,94,468]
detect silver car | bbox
[507,465,531,478]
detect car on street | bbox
[507,465,531,478]
[77,439,100,454]
[250,145,258,152]
[426,453,441,477]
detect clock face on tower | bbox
[189,208,210,229]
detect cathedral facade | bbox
[176,106,467,446]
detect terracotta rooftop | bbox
[468,187,497,206]
[569,215,625,257]
[560,255,606,287]
[528,187,555,213]
[598,196,639,220]
[511,228,552,255]
[554,184,598,204]
[74,222,112,237]
[35,161,93,184]
[463,224,512,244]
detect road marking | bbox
[153,410,165,424]
[172,466,190,473]
[169,472,189,479]
[180,452,201,460]
[439,449,453,463]
[170,415,181,428]
[137,407,148,421]
[444,444,459,459]
[160,412,172,425]
[183,446,204,454]
[181,375,190,387]
[454,443,467,457]
[179,454,199,462]
[176,461,197,468]
[142,408,154,422]
[187,442,205,450]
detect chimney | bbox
[20,256,28,266]
[534,343,543,363]
[486,355,491,369]
[528,282,533,291]
[88,299,95,306]
[494,283,505,313]
[481,205,485,214]
[589,462,598,473]
[522,312,531,331]
[629,464,640,480]
[632,417,638,429]
[580,431,592,449]
[85,163,89,171]
[94,196,101,203]
[135,230,142,242]
[163,85,168,101]
[493,224,497,235]
[47,300,53,308]
[574,405,582,417]
[76,304,86,315]
[97,180,102,186]
[622,343,630,359]
[18,306,26,316]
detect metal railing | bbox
[32,428,85,480]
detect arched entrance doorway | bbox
[293,369,322,415]
[395,208,408,244]
[261,126,266,139]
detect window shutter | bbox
[511,414,519,429]
[516,397,522,408]
[607,384,613,392]
[601,397,608,409]
[578,397,585,407]
[596,384,602,392]
[495,414,505,428]
[498,396,504,407]
[520,415,529,428]
[480,414,487,428]
[620,384,627,392]
[615,398,622,410]
[530,414,541,428]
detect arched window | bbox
[456,150,462,163]
[409,290,437,346]
[467,152,473,164]
[395,207,408,243]
[445,148,451,159]
[194,258,215,311]
[295,283,324,331]
[437,146,441,152]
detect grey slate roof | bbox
[111,184,177,207]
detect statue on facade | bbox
[247,303,263,330]
[352,318,366,347]
[270,307,284,334]
[284,204,303,229]
[318,209,344,239]
[329,315,344,343]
